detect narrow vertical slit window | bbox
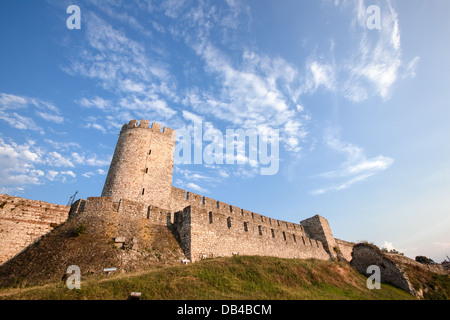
[243,222,248,232]
[209,211,213,224]
[142,188,145,195]
[258,225,262,235]
[227,217,232,229]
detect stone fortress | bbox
[70,119,355,263]
[0,119,356,266]
[1,119,448,298]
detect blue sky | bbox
[0,0,449,262]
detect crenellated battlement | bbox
[173,205,331,262]
[120,119,175,139]
[169,186,311,238]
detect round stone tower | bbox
[101,119,176,209]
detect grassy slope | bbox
[0,255,414,300]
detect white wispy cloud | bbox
[383,241,396,251]
[85,122,107,134]
[0,111,44,134]
[311,132,394,195]
[89,0,152,37]
[82,168,106,179]
[341,0,416,102]
[0,138,44,191]
[186,182,209,194]
[305,60,336,93]
[71,152,111,167]
[0,93,64,132]
[183,42,307,156]
[64,12,178,127]
[0,93,28,109]
[317,0,420,103]
[78,96,111,110]
[44,139,81,151]
[46,170,76,182]
[44,151,74,168]
[35,111,64,124]
[0,133,110,192]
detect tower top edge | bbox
[120,119,175,137]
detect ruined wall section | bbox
[301,215,337,260]
[335,239,355,262]
[0,194,69,265]
[101,119,175,210]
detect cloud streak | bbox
[340,0,418,102]
[311,133,394,195]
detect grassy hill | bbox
[0,255,415,300]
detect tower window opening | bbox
[148,149,152,155]
[142,188,145,195]
[209,211,213,224]
[243,221,248,232]
[145,168,148,174]
[227,217,232,229]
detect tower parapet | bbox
[102,119,176,209]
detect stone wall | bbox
[72,196,333,263]
[70,196,172,227]
[170,187,316,243]
[0,194,69,265]
[174,205,331,262]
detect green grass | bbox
[0,255,415,300]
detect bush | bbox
[415,255,435,265]
[69,223,86,237]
